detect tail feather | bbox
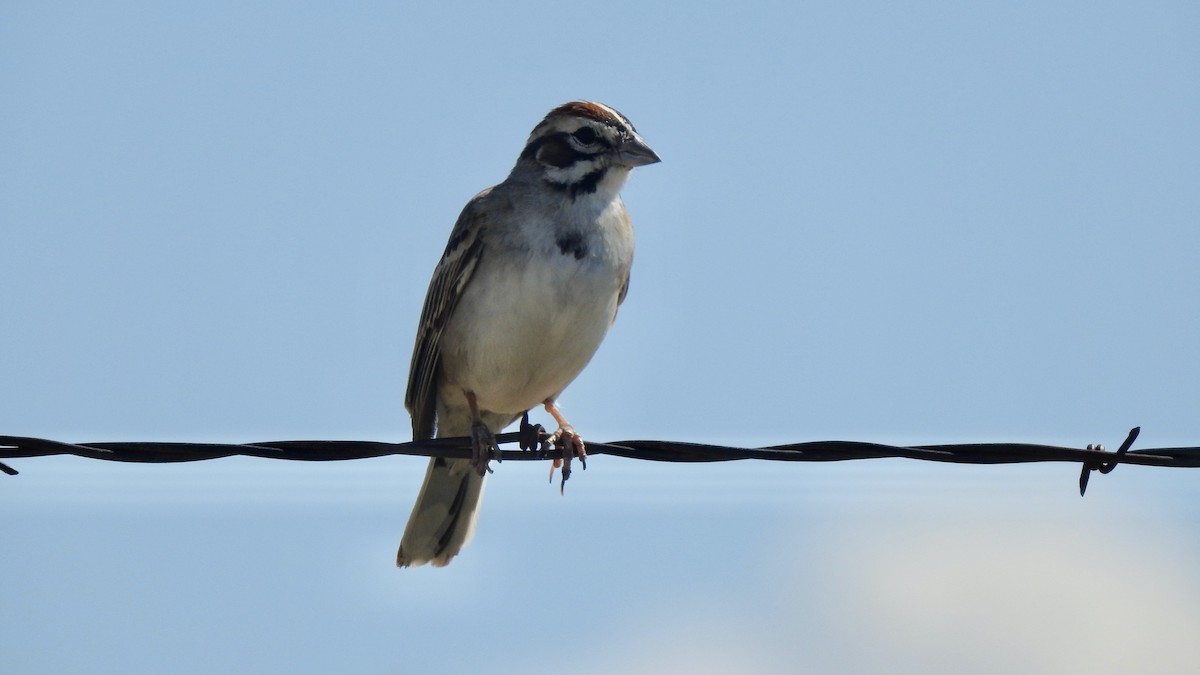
[396,457,485,567]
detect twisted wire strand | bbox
[3,426,1197,495]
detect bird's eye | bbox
[571,127,598,145]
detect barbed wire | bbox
[3,423,1198,495]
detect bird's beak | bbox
[617,133,661,167]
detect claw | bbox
[464,390,501,476]
[469,420,498,477]
[546,425,586,494]
[541,399,588,494]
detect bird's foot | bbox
[545,424,587,494]
[470,420,499,476]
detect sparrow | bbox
[396,101,660,567]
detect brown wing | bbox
[405,191,490,440]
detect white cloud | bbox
[789,502,1200,674]
[547,492,1200,675]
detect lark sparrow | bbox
[396,102,660,567]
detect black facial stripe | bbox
[520,138,542,161]
[543,167,607,199]
[522,131,611,167]
[532,136,575,169]
[570,168,605,197]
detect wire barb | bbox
[518,412,545,454]
[1078,426,1140,496]
[1,426,1197,495]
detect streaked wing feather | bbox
[405,192,490,440]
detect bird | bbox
[396,101,660,567]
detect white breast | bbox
[437,205,632,418]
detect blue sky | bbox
[3,2,1198,673]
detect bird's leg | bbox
[543,398,586,493]
[465,390,498,476]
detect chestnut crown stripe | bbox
[544,101,634,135]
[523,101,635,149]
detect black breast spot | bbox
[556,231,588,260]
